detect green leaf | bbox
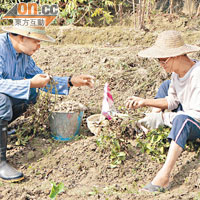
[113,139,120,150]
[110,164,117,168]
[117,152,126,157]
[160,146,164,154]
[156,135,162,142]
[150,135,155,143]
[114,159,122,165]
[146,143,152,150]
[91,8,103,17]
[49,182,64,200]
[104,0,114,7]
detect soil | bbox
[1,14,200,200]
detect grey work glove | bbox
[138,112,164,130]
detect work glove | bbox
[162,112,177,128]
[138,112,164,130]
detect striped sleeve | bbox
[26,57,70,95]
[25,56,44,78]
[0,56,31,100]
[42,76,70,95]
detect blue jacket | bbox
[0,33,70,100]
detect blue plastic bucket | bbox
[49,111,84,141]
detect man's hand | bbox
[70,75,95,88]
[125,96,146,109]
[30,74,50,88]
[138,112,164,130]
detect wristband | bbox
[68,76,73,87]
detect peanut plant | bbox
[15,77,58,146]
[136,127,200,162]
[96,116,136,168]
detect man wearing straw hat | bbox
[0,26,95,182]
[125,30,200,192]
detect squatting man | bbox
[125,30,200,192]
[0,26,95,182]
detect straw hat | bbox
[2,26,55,42]
[138,30,200,58]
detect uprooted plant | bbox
[96,115,136,168]
[15,77,58,146]
[96,112,200,165]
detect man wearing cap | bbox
[125,30,200,192]
[0,26,95,182]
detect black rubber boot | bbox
[0,119,24,182]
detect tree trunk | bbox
[132,0,137,29]
[141,0,147,29]
[138,0,142,29]
[195,3,200,17]
[170,0,174,15]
